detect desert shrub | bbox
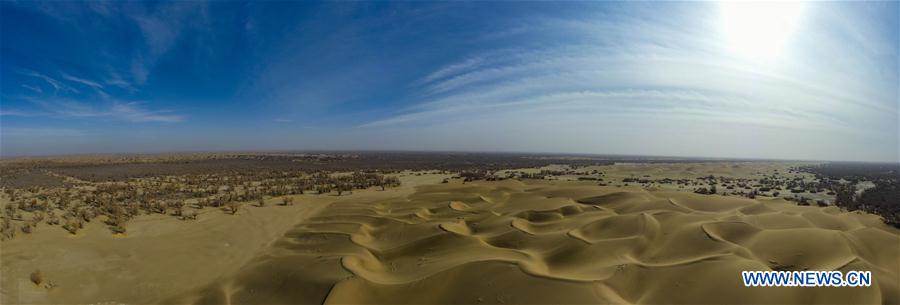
[226,202,240,215]
[747,190,757,199]
[280,197,294,206]
[62,220,80,234]
[21,223,32,234]
[180,211,197,221]
[151,202,166,214]
[110,225,126,234]
[315,185,331,195]
[30,270,42,285]
[80,210,93,222]
[1,218,15,239]
[45,211,60,225]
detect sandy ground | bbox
[3,172,898,304]
[0,173,448,304]
[175,179,897,304]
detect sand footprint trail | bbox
[180,181,899,304]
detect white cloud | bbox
[21,84,43,94]
[128,2,208,84]
[60,73,104,89]
[108,102,185,123]
[420,56,487,85]
[0,110,35,117]
[20,97,185,123]
[18,70,79,94]
[1,127,85,138]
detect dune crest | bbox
[178,181,899,304]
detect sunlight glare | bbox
[719,1,805,61]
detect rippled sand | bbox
[177,180,899,304]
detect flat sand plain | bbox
[3,172,898,304]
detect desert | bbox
[1,153,897,304]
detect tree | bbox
[336,184,352,196]
[834,184,857,211]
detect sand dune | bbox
[175,180,899,304]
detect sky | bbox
[1,1,897,162]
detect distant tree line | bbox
[802,163,900,228]
[0,171,401,239]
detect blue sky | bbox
[1,1,897,161]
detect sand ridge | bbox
[177,180,899,304]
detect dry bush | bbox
[30,270,42,285]
[62,220,80,234]
[1,218,15,240]
[226,202,240,215]
[180,211,197,221]
[172,206,183,217]
[21,222,32,234]
[46,211,60,225]
[110,225,126,234]
[80,210,93,223]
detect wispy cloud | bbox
[129,2,208,84]
[60,72,104,89]
[0,109,36,117]
[21,84,43,94]
[419,56,487,85]
[21,97,185,123]
[103,72,138,92]
[18,70,79,94]
[1,127,85,138]
[109,102,185,123]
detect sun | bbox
[719,1,806,61]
